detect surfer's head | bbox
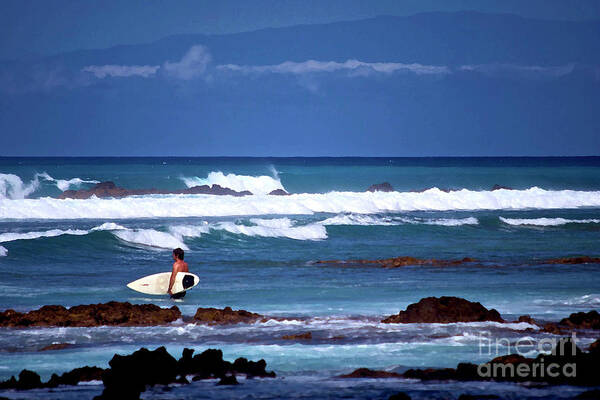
[173,248,184,260]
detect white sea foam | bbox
[168,224,210,239]
[0,173,42,199]
[499,216,600,226]
[91,222,127,231]
[320,214,478,226]
[215,218,327,240]
[0,172,98,199]
[181,171,285,194]
[320,214,398,226]
[0,228,89,243]
[1,187,599,220]
[112,229,188,250]
[0,245,6,256]
[533,294,600,307]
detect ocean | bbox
[1,157,599,399]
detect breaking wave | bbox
[1,187,599,220]
[0,246,6,256]
[0,218,326,254]
[180,171,285,195]
[0,172,98,199]
[499,217,600,226]
[320,214,478,226]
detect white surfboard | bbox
[127,272,199,295]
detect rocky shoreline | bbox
[0,346,275,399]
[315,255,600,268]
[1,297,599,398]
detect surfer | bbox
[168,248,189,299]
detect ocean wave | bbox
[215,218,327,240]
[0,228,90,243]
[533,294,600,307]
[320,214,478,226]
[499,216,600,226]
[1,187,599,220]
[112,229,188,250]
[0,172,98,199]
[180,171,285,195]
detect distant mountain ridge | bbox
[0,11,598,156]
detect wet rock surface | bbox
[281,332,312,340]
[268,189,290,195]
[401,337,599,386]
[542,310,600,334]
[0,366,104,390]
[58,181,252,199]
[544,256,600,265]
[193,306,263,325]
[315,256,478,268]
[338,368,402,378]
[367,182,394,192]
[382,296,504,324]
[0,301,181,327]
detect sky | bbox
[0,1,599,156]
[2,0,600,60]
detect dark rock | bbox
[316,256,477,268]
[402,336,600,386]
[281,332,312,340]
[39,343,74,351]
[46,366,105,387]
[217,375,239,385]
[232,357,276,378]
[388,392,411,400]
[545,256,600,265]
[268,189,289,195]
[97,346,179,400]
[366,182,394,192]
[576,389,600,399]
[559,311,600,330]
[382,296,504,324]
[338,368,402,378]
[193,306,263,325]
[458,395,501,400]
[58,181,253,199]
[491,184,513,191]
[589,339,600,353]
[514,315,538,325]
[16,370,43,390]
[0,302,181,328]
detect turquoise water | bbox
[1,157,599,399]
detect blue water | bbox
[1,157,599,399]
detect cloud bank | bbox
[82,65,160,78]
[162,45,212,80]
[217,59,450,76]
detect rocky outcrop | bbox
[193,306,263,325]
[401,337,599,386]
[58,181,252,199]
[315,256,477,268]
[96,346,275,399]
[39,343,74,351]
[338,368,402,378]
[491,184,513,191]
[0,366,104,390]
[382,297,504,324]
[542,310,600,334]
[545,256,600,265]
[268,189,290,195]
[0,302,181,327]
[282,332,312,340]
[366,182,394,192]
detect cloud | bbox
[458,63,576,79]
[82,64,159,78]
[163,45,212,80]
[217,59,450,76]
